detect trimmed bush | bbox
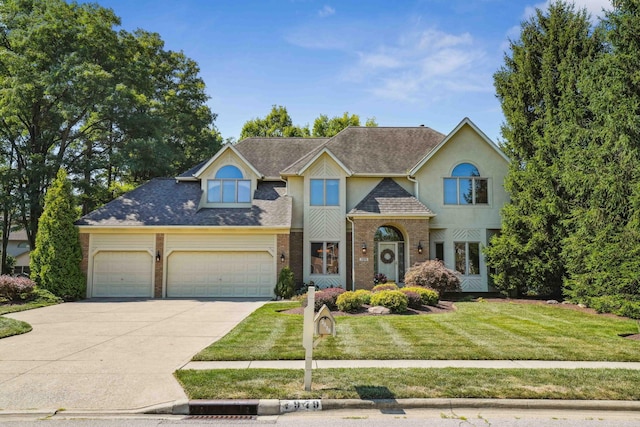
[303,287,346,311]
[403,286,439,306]
[370,290,408,313]
[372,283,399,293]
[373,273,387,285]
[274,267,295,299]
[353,289,372,305]
[400,289,422,309]
[404,260,461,295]
[336,291,363,312]
[0,275,36,301]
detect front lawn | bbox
[193,301,640,361]
[176,367,640,400]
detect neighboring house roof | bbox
[282,126,445,176]
[348,178,435,216]
[234,137,328,178]
[76,179,291,227]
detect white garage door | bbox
[92,251,153,297]
[167,251,274,298]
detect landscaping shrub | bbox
[372,283,399,293]
[353,289,372,305]
[274,267,295,299]
[588,295,640,319]
[303,287,346,311]
[373,273,387,285]
[400,289,422,309]
[336,291,363,312]
[403,286,439,306]
[370,290,408,313]
[404,260,461,295]
[0,275,36,301]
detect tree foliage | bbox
[240,107,378,139]
[485,1,602,297]
[0,0,222,246]
[30,169,85,300]
[240,105,310,139]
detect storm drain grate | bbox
[186,415,257,420]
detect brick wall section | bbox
[352,218,431,290]
[346,232,353,289]
[154,233,164,298]
[79,233,90,277]
[289,232,304,286]
[277,233,290,282]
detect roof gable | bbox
[409,118,508,175]
[190,144,262,180]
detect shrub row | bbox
[0,275,36,301]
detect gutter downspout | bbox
[407,175,419,199]
[346,215,356,291]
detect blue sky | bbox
[83,0,610,142]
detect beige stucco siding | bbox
[288,176,304,229]
[415,124,508,229]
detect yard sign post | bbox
[303,286,315,391]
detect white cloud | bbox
[349,27,492,102]
[524,0,612,21]
[318,5,335,18]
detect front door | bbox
[378,242,397,282]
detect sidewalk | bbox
[182,359,640,370]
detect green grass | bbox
[0,316,32,338]
[193,301,640,361]
[0,288,62,339]
[176,368,640,400]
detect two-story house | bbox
[76,117,509,298]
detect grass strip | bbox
[193,301,640,362]
[176,368,640,401]
[0,316,32,338]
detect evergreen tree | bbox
[485,1,602,297]
[30,169,85,300]
[563,0,640,317]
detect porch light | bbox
[280,253,286,263]
[156,251,161,262]
[361,243,367,254]
[417,242,423,254]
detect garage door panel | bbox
[92,251,153,298]
[167,251,274,298]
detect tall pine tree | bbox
[485,1,602,297]
[30,169,85,300]
[563,0,640,317]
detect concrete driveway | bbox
[0,299,266,412]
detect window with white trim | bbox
[444,163,488,205]
[310,242,339,275]
[310,179,339,206]
[207,165,251,203]
[454,242,480,275]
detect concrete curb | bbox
[161,398,640,416]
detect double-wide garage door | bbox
[166,251,274,298]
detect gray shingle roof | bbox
[282,126,445,175]
[348,178,434,216]
[235,137,329,178]
[76,179,291,227]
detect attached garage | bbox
[92,251,153,297]
[166,251,274,297]
[87,234,156,298]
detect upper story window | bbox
[310,179,339,206]
[444,163,488,205]
[207,165,251,203]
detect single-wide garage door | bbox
[167,251,274,298]
[92,251,153,297]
